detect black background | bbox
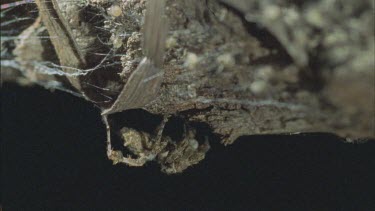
[2,83,374,210]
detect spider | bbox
[107,116,210,174]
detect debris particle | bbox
[185,52,199,70]
[166,37,178,49]
[250,80,268,95]
[217,53,235,68]
[111,35,123,49]
[263,5,281,20]
[108,5,122,17]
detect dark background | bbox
[2,83,374,210]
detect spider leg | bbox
[154,114,170,142]
[182,123,196,140]
[103,115,148,167]
[121,156,148,167]
[145,115,171,157]
[107,148,149,167]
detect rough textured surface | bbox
[1,0,374,173]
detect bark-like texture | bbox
[1,0,374,173]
